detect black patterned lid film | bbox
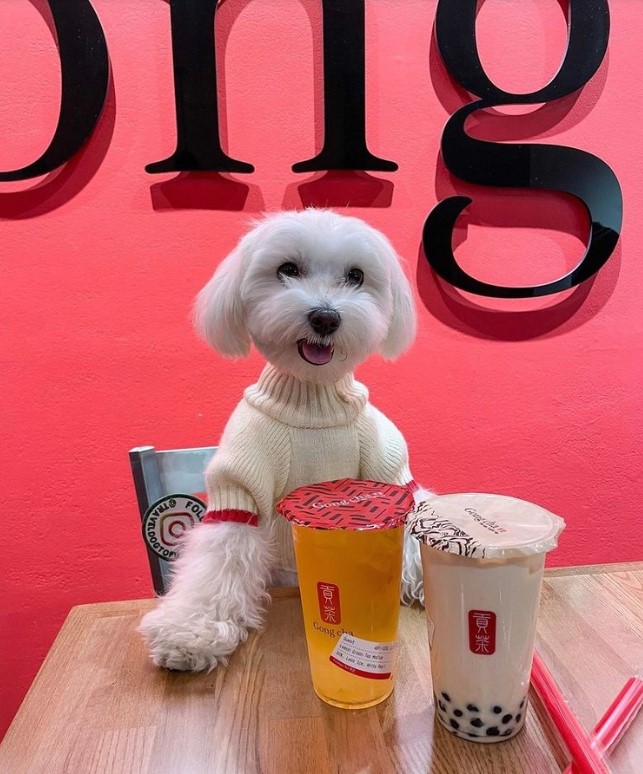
[409,493,565,559]
[277,478,414,530]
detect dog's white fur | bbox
[139,209,427,671]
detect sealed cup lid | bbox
[409,493,565,559]
[277,478,414,530]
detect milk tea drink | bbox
[410,494,565,742]
[278,479,414,709]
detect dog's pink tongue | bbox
[300,340,334,365]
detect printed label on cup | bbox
[329,634,398,680]
[317,581,341,625]
[468,610,497,655]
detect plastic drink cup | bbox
[409,493,565,742]
[277,478,414,709]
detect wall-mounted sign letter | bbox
[424,0,623,298]
[146,0,253,174]
[292,0,397,172]
[0,0,109,182]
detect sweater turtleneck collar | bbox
[243,364,369,429]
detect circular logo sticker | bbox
[142,494,206,561]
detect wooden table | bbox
[1,563,642,774]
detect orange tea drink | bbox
[277,479,414,709]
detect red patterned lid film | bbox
[276,478,414,531]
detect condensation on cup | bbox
[409,493,565,743]
[277,478,414,709]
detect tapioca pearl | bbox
[492,705,502,714]
[467,704,479,712]
[453,709,463,717]
[502,714,513,724]
[519,699,525,709]
[470,718,484,728]
[438,701,447,712]
[450,719,460,730]
[501,729,513,737]
[516,713,522,723]
[441,692,451,702]
[486,727,500,736]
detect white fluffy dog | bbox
[139,209,427,671]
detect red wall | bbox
[2,0,642,739]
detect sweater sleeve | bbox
[356,404,415,488]
[202,401,290,526]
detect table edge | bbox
[544,560,643,577]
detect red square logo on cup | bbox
[317,582,341,625]
[468,610,496,655]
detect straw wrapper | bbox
[565,674,643,774]
[531,652,610,774]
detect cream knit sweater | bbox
[204,364,414,575]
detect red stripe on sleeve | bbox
[202,509,259,526]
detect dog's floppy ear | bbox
[376,236,417,360]
[193,241,251,358]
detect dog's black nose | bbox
[308,308,341,336]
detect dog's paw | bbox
[138,607,247,672]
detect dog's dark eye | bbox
[278,262,300,279]
[346,268,364,286]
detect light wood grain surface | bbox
[1,564,641,774]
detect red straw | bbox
[531,652,610,774]
[565,675,643,774]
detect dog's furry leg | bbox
[401,527,424,606]
[138,521,274,671]
[400,486,433,606]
